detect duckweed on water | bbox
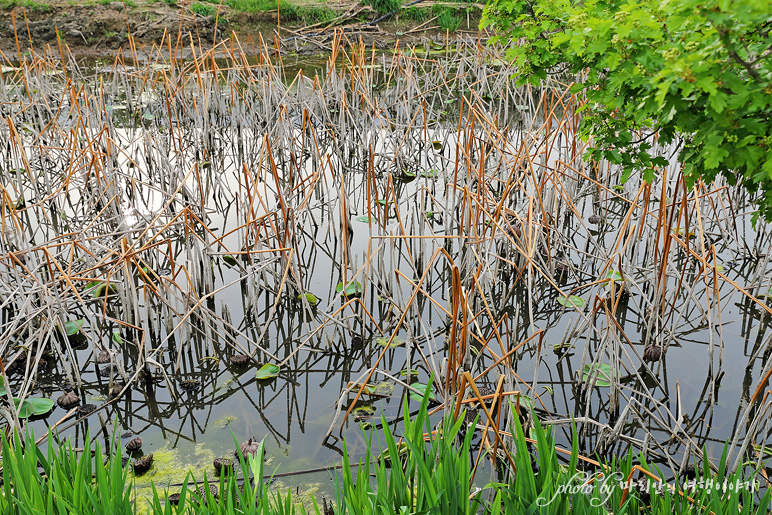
[130,444,216,510]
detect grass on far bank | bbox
[0,0,51,11]
[226,0,334,23]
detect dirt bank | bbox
[0,0,486,60]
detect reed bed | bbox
[0,29,772,510]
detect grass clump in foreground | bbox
[1,395,770,514]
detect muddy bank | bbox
[0,0,485,60]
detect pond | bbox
[1,35,771,508]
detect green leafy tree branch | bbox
[483,0,772,220]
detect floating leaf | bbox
[553,341,575,352]
[14,397,54,418]
[409,383,435,402]
[223,255,238,267]
[421,169,439,178]
[605,270,623,282]
[255,363,280,380]
[64,319,84,336]
[86,281,117,298]
[336,281,363,297]
[356,216,371,223]
[399,369,419,378]
[112,330,123,344]
[297,292,318,306]
[557,295,584,308]
[352,405,376,421]
[425,211,434,218]
[376,336,405,348]
[371,382,394,397]
[14,398,33,418]
[613,184,625,191]
[581,363,617,387]
[350,381,393,397]
[141,112,155,121]
[674,228,697,240]
[25,397,55,415]
[511,395,534,411]
[432,141,443,151]
[137,267,157,284]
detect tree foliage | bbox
[483,0,772,220]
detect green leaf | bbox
[620,167,633,185]
[512,395,534,410]
[557,295,584,308]
[112,330,123,344]
[14,397,54,418]
[376,336,405,348]
[14,398,33,418]
[223,255,238,267]
[64,319,85,336]
[335,281,363,296]
[255,363,280,380]
[553,340,575,352]
[297,292,319,306]
[409,383,435,402]
[581,363,617,387]
[356,216,371,223]
[605,270,623,282]
[86,281,117,298]
[25,397,55,415]
[352,405,376,420]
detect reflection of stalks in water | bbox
[0,31,772,491]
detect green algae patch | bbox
[129,444,216,511]
[214,415,238,429]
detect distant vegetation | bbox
[483,0,772,221]
[364,0,401,15]
[226,0,335,24]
